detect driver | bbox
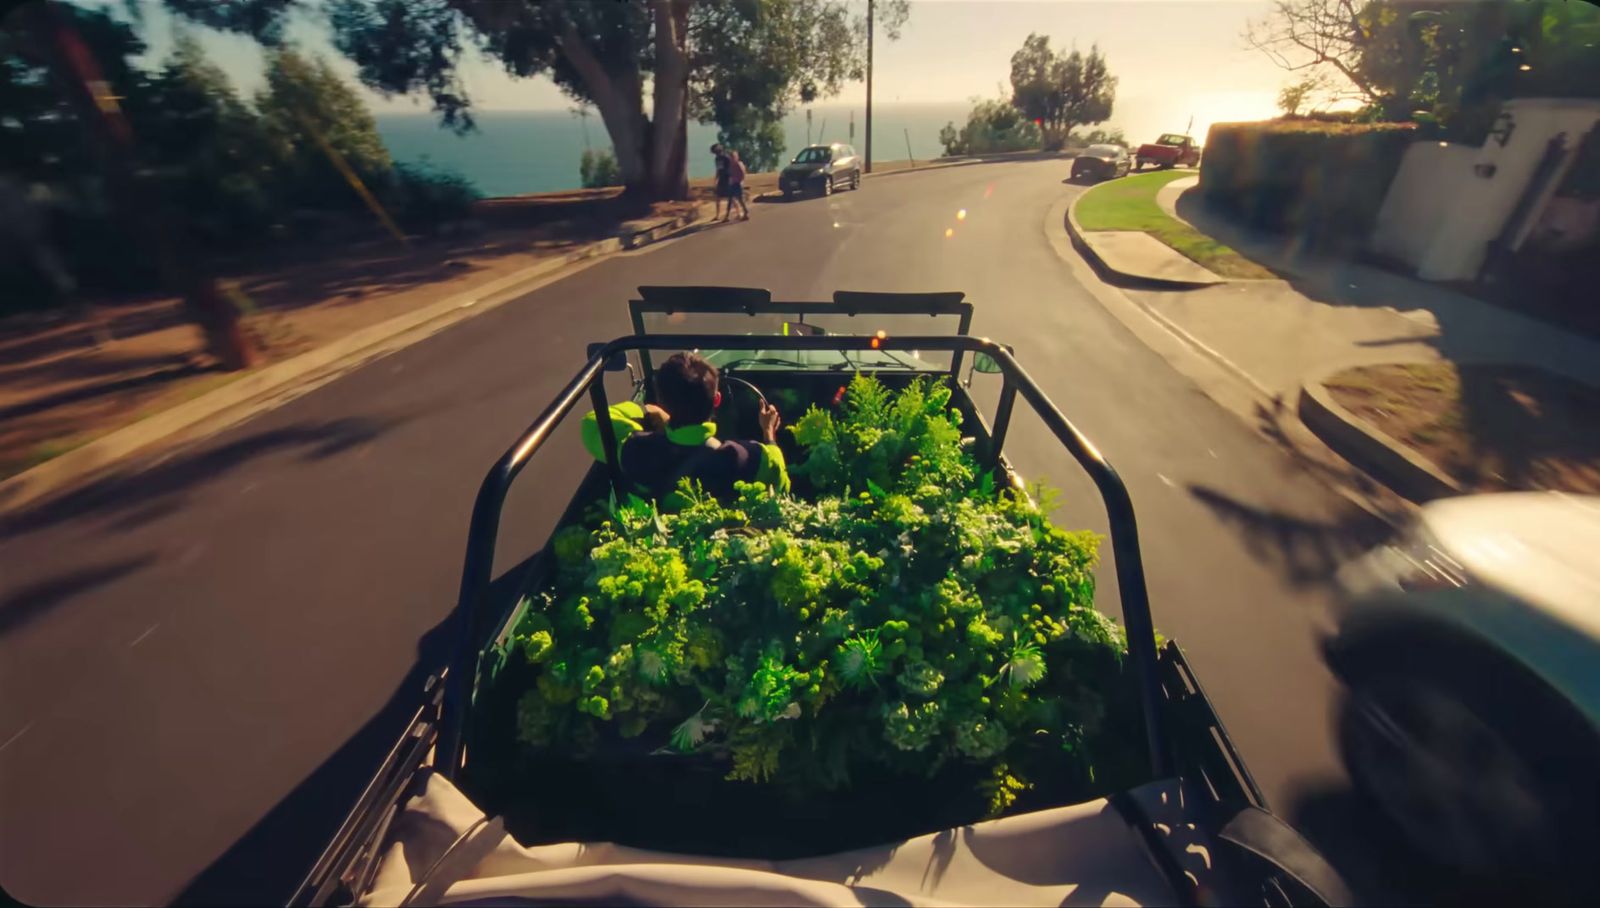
[582,352,789,505]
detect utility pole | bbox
[865,0,874,173]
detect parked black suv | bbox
[780,143,862,198]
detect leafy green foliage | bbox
[579,149,622,188]
[493,375,1123,815]
[1009,35,1117,151]
[0,8,480,311]
[380,161,481,230]
[938,98,1044,157]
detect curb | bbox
[1043,194,1415,529]
[0,202,715,515]
[1297,373,1462,502]
[1064,185,1223,290]
[1052,198,1274,402]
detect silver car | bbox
[1070,144,1131,182]
[779,143,863,198]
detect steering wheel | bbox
[718,374,768,441]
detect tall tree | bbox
[12,1,255,368]
[168,0,904,200]
[256,47,394,205]
[1244,0,1387,106]
[1247,1,1600,127]
[1008,34,1116,149]
[141,34,285,240]
[688,0,875,172]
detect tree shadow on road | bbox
[1185,483,1390,589]
[0,416,409,543]
[0,553,159,638]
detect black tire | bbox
[851,170,861,190]
[1333,632,1599,899]
[821,174,833,196]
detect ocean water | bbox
[376,103,971,198]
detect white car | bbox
[1328,492,1600,894]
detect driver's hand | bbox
[758,401,781,443]
[642,403,671,431]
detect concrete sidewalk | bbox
[1133,186,1600,402]
[1077,231,1225,286]
[1156,176,1199,226]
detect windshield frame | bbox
[1156,133,1188,146]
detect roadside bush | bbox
[381,162,481,231]
[939,99,1042,156]
[1200,119,1416,247]
[580,149,622,188]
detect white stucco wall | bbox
[1370,142,1479,267]
[1368,98,1600,281]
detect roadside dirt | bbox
[0,159,950,480]
[1326,362,1600,493]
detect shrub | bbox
[488,375,1132,822]
[939,99,1042,156]
[381,162,480,231]
[1199,119,1416,247]
[580,149,622,188]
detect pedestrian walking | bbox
[711,143,731,221]
[726,149,750,221]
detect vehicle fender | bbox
[1325,608,1600,732]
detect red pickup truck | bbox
[1134,133,1202,170]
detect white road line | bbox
[0,722,34,754]
[129,624,159,648]
[1156,473,1177,488]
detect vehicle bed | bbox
[289,288,1350,907]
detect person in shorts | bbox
[711,143,731,220]
[725,149,750,221]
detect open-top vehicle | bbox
[1135,133,1202,170]
[290,287,1349,907]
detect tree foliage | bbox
[171,0,908,198]
[580,148,622,188]
[1,6,475,311]
[1276,73,1332,115]
[938,98,1043,156]
[1008,34,1117,151]
[257,48,394,205]
[1248,0,1600,133]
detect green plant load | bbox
[495,375,1129,815]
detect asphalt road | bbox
[0,160,1396,905]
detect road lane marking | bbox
[0,722,34,754]
[1157,473,1177,488]
[129,624,159,648]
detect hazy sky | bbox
[129,0,1295,141]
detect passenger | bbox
[582,352,789,505]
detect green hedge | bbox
[1199,120,1417,246]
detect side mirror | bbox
[972,352,1005,374]
[586,343,628,373]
